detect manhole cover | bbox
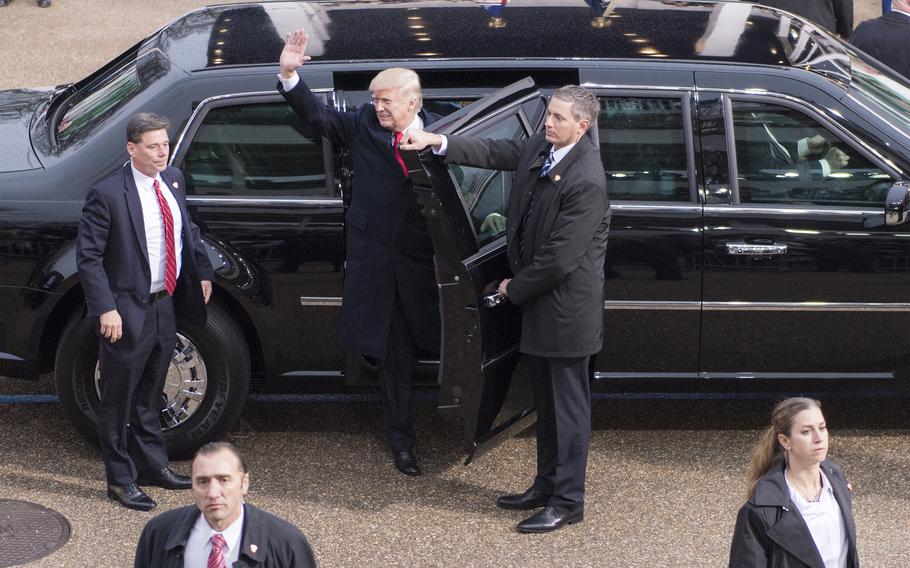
[0,500,70,567]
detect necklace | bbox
[787,471,822,503]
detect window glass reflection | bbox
[732,102,892,206]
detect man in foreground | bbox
[402,85,611,533]
[134,442,317,567]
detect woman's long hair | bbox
[746,397,822,499]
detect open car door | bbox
[403,78,547,463]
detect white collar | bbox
[193,504,245,557]
[548,142,577,167]
[398,114,423,136]
[131,163,161,189]
[892,8,910,19]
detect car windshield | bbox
[849,55,910,131]
[54,42,169,145]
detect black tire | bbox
[54,302,251,460]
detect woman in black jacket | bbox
[729,398,859,568]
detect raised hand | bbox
[279,29,312,79]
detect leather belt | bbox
[148,290,170,305]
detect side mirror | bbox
[884,182,910,226]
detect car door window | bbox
[450,114,527,247]
[732,101,892,206]
[181,102,332,197]
[598,96,690,201]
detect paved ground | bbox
[0,0,885,90]
[2,1,906,567]
[1,377,910,567]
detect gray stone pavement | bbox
[1,378,910,567]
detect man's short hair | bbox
[127,113,170,143]
[194,441,248,473]
[369,67,422,105]
[552,85,599,126]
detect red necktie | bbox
[393,131,409,177]
[153,179,177,296]
[207,533,227,568]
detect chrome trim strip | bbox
[604,301,700,310]
[300,297,342,307]
[699,372,894,380]
[704,205,878,216]
[581,83,692,92]
[603,300,910,312]
[0,352,25,362]
[594,372,697,379]
[187,197,342,207]
[612,203,702,211]
[171,89,334,163]
[703,302,910,312]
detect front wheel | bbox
[54,302,251,459]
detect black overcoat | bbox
[134,503,317,567]
[729,459,859,568]
[445,132,610,357]
[279,79,440,360]
[77,164,214,356]
[850,11,910,80]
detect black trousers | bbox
[527,354,592,511]
[377,294,418,453]
[97,296,174,486]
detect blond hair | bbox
[369,67,422,106]
[745,397,823,499]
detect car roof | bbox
[150,0,851,86]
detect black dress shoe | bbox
[138,466,192,490]
[497,486,551,510]
[107,484,156,512]
[517,505,584,533]
[392,450,422,477]
[37,0,51,6]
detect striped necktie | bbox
[207,533,227,568]
[153,179,177,295]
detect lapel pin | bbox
[250,544,258,554]
[172,182,179,188]
[554,175,561,182]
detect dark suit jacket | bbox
[279,78,440,359]
[729,460,858,568]
[134,504,317,568]
[445,132,610,358]
[759,0,853,38]
[77,164,214,356]
[851,11,910,80]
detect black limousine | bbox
[2,0,910,457]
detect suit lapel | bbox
[369,119,405,178]
[122,163,151,267]
[159,169,189,251]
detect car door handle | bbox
[482,291,507,308]
[724,241,788,256]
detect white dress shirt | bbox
[183,506,245,568]
[131,164,183,294]
[785,469,849,568]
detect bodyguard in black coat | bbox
[77,114,215,511]
[758,0,853,38]
[277,30,439,476]
[850,3,910,80]
[403,86,610,533]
